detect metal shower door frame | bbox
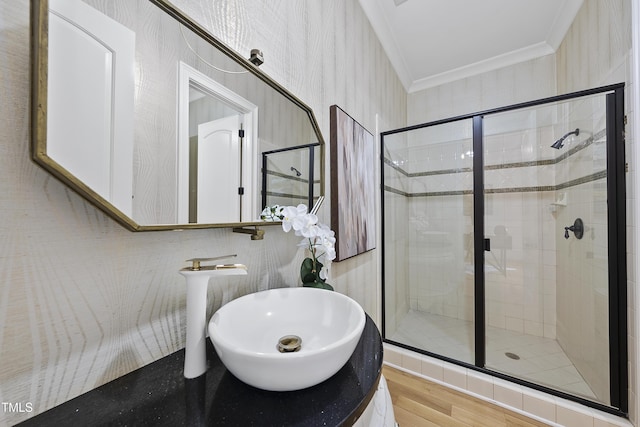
[380,83,627,416]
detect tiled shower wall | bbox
[382,131,410,337]
[385,55,557,338]
[387,124,564,339]
[482,125,559,340]
[555,0,632,410]
[0,0,406,424]
[556,131,611,403]
[394,117,611,402]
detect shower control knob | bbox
[564,218,584,240]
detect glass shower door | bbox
[382,119,475,364]
[482,91,618,406]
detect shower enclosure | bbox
[261,143,321,209]
[381,84,627,414]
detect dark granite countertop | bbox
[19,315,382,426]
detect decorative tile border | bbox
[264,191,309,201]
[384,170,606,198]
[383,129,607,197]
[557,170,608,190]
[384,128,605,177]
[407,166,473,177]
[383,185,410,197]
[264,169,320,184]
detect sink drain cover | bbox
[277,335,302,353]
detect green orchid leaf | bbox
[302,273,316,283]
[300,258,325,282]
[300,258,315,283]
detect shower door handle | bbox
[484,238,491,251]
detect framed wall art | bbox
[329,105,376,261]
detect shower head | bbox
[551,128,580,149]
[290,166,302,177]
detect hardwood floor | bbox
[383,365,550,427]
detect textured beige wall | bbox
[0,0,406,424]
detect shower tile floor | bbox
[389,310,598,401]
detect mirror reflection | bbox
[32,0,324,230]
[262,144,321,209]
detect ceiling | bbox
[359,0,584,93]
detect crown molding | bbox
[408,42,555,93]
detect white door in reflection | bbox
[177,62,258,224]
[48,0,135,217]
[196,116,241,223]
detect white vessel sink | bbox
[208,287,366,391]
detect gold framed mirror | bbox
[31,0,324,231]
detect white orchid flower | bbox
[260,205,283,221]
[315,225,336,254]
[321,242,336,261]
[319,263,330,280]
[296,218,320,239]
[281,204,308,232]
[292,214,318,237]
[316,223,336,244]
[274,204,336,289]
